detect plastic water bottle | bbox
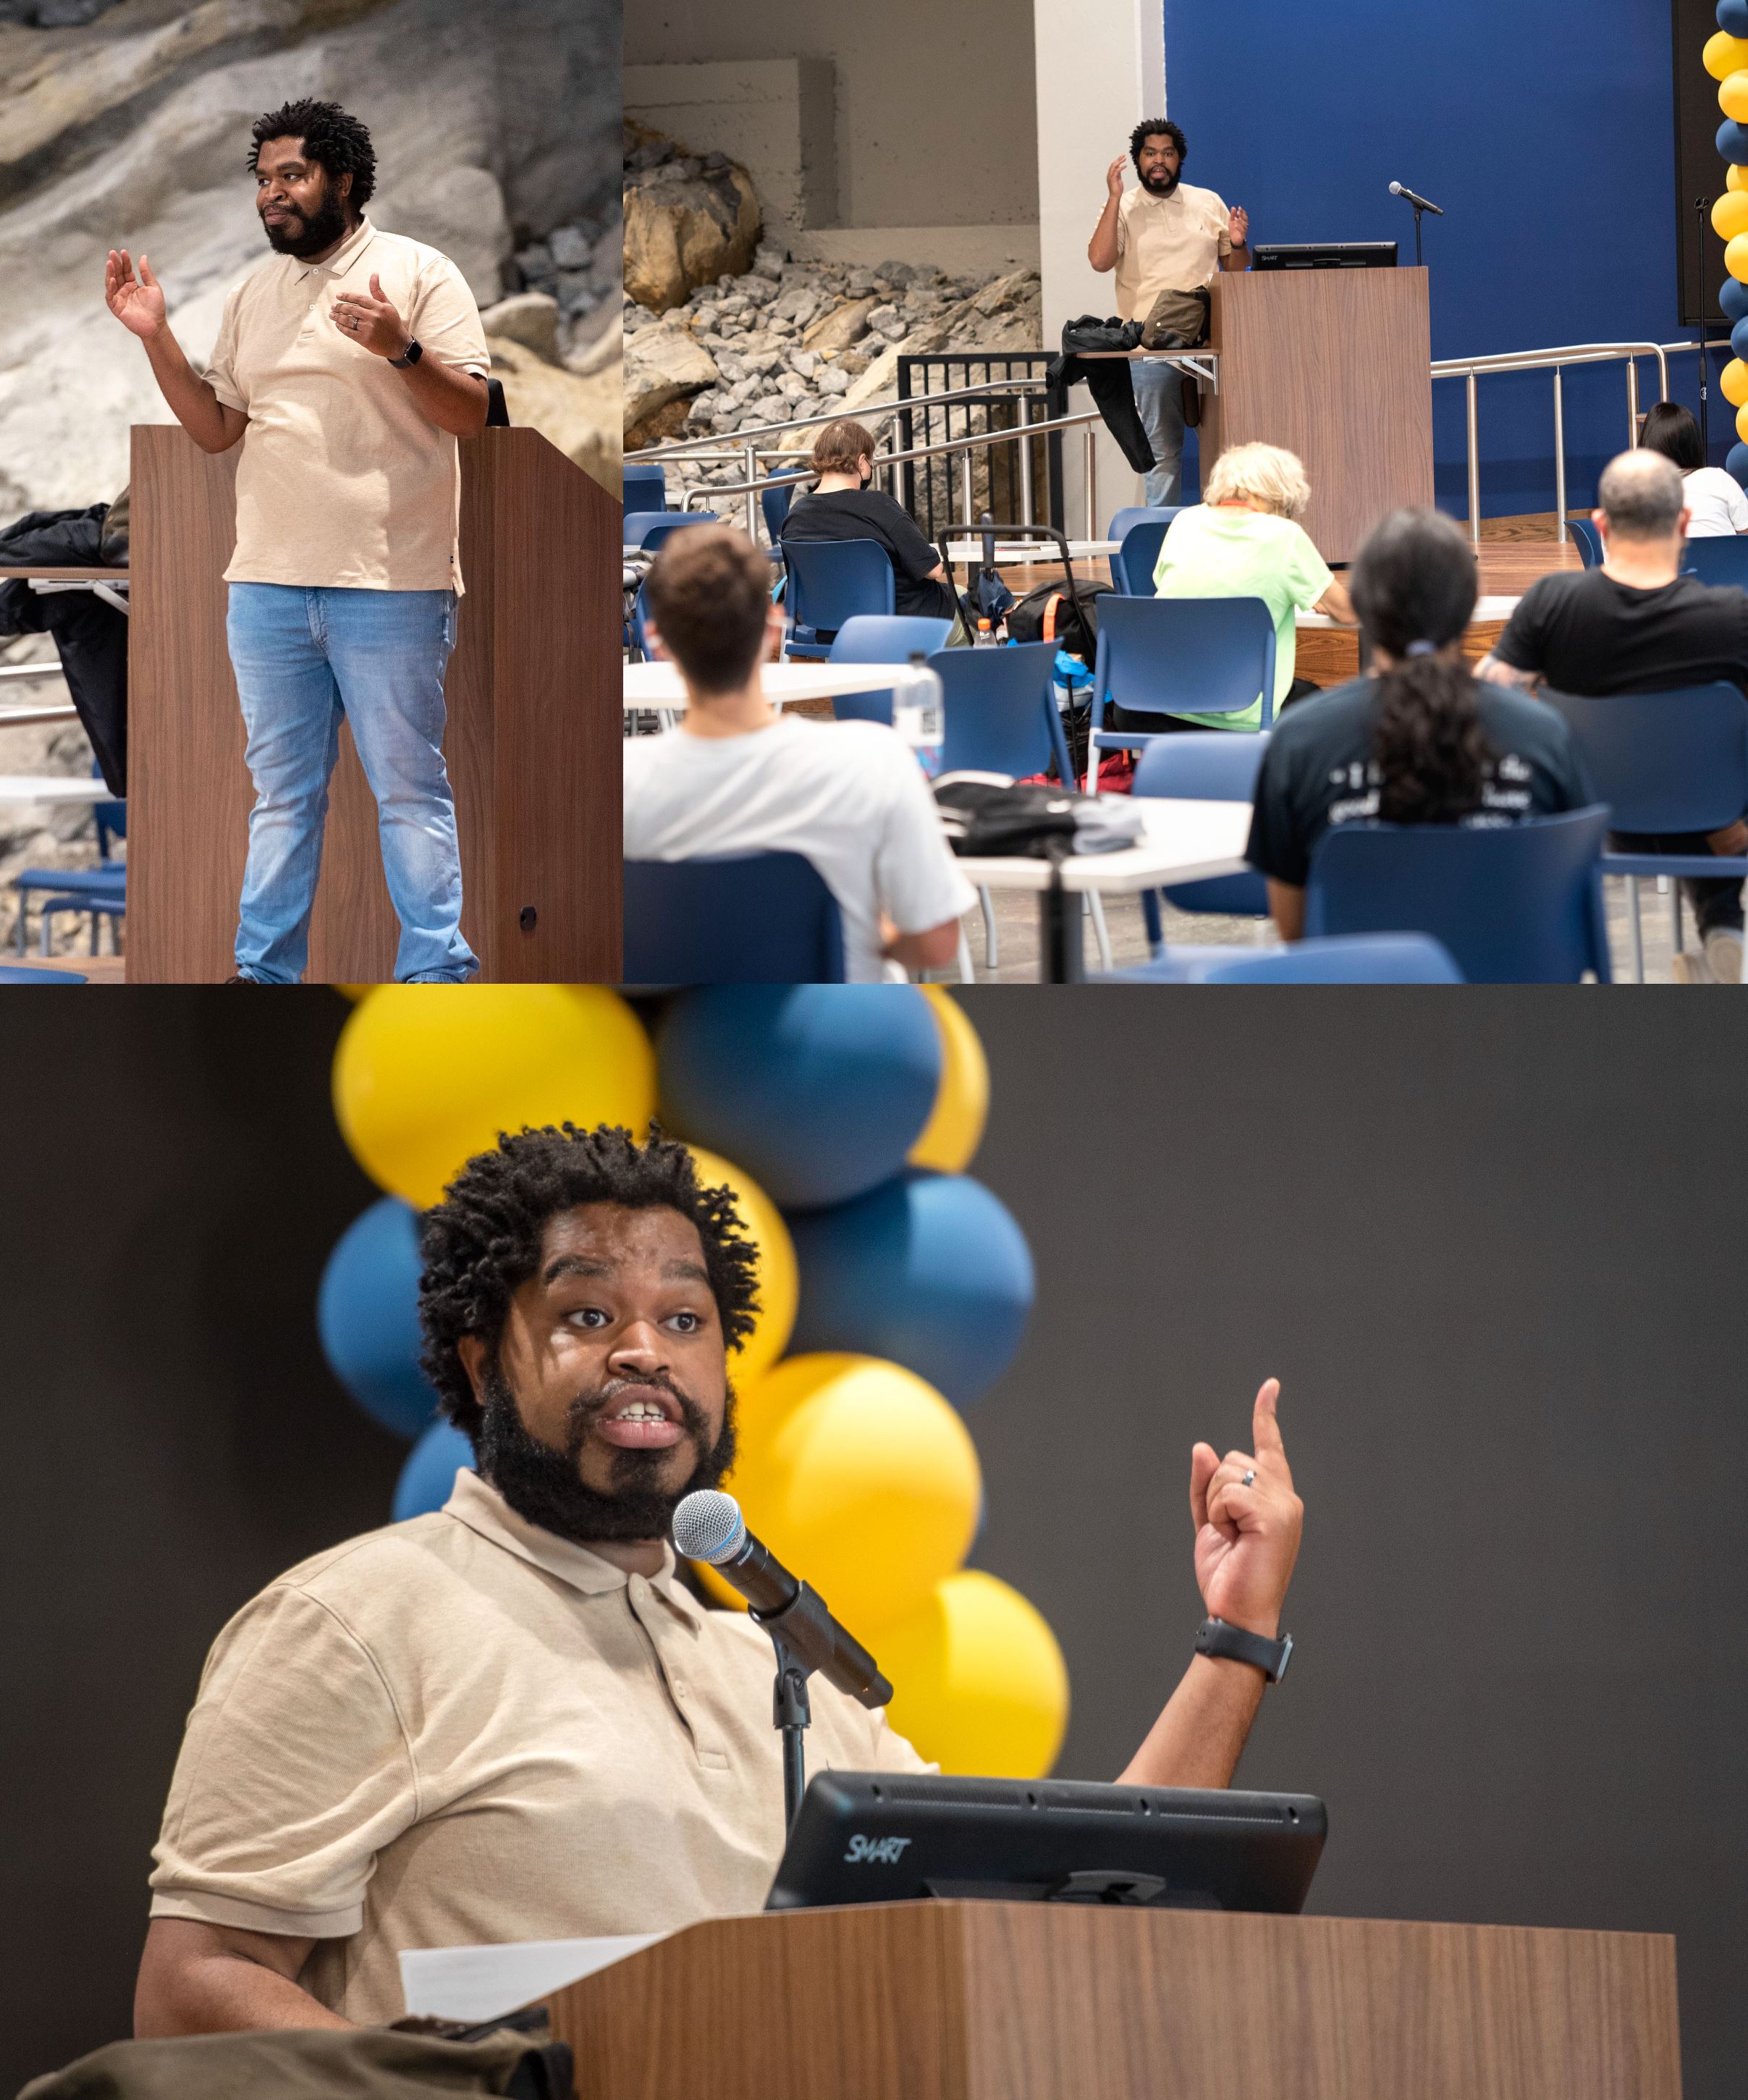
[974,618,997,646]
[893,652,945,777]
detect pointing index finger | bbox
[1251,1377,1285,1459]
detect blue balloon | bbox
[1731,316,1748,363]
[1721,0,1748,36]
[318,1197,441,1439]
[1727,443,1748,486]
[393,1420,476,1522]
[1718,119,1748,165]
[786,1171,1036,1407]
[658,987,942,1211]
[1723,277,1748,325]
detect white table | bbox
[956,796,1252,980]
[0,775,114,806]
[945,539,1120,565]
[623,659,912,713]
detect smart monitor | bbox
[765,1772,1327,1914]
[1252,242,1398,270]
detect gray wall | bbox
[1,995,1742,2098]
[624,0,1038,231]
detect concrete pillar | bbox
[1032,0,1165,533]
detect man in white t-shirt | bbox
[624,526,975,980]
[1087,119,1250,506]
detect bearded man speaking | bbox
[104,98,487,985]
[135,1128,1304,2035]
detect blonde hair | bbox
[1204,442,1312,521]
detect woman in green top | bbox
[1149,442,1354,730]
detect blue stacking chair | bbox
[1102,932,1464,984]
[623,463,669,514]
[14,769,125,954]
[1305,804,1613,983]
[827,615,954,723]
[1681,536,1748,587]
[1567,518,1603,568]
[1540,681,1748,981]
[623,852,845,983]
[1087,594,1277,790]
[1131,732,1270,954]
[625,510,718,554]
[1110,515,1180,596]
[761,466,811,549]
[782,539,895,659]
[0,963,87,983]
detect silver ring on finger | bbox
[1241,1469,1256,1488]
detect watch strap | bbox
[390,337,423,368]
[1196,1616,1292,1684]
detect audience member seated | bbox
[1248,507,1589,941]
[1479,447,1748,982]
[1637,402,1748,536]
[780,418,966,638]
[624,525,974,982]
[1141,442,1354,733]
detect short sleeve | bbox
[1491,581,1553,673]
[879,496,945,584]
[148,1585,419,1939]
[1209,193,1233,258]
[1730,477,1748,533]
[1115,198,1129,257]
[871,735,976,935]
[1244,725,1311,887]
[203,287,247,413]
[411,258,489,376]
[1282,522,1333,611]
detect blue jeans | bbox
[227,585,476,984]
[1130,360,1186,507]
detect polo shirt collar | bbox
[442,1466,704,1622]
[292,215,377,282]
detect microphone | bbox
[672,1489,892,1709]
[1388,182,1444,216]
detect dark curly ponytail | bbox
[1351,508,1492,825]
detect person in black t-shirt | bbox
[1478,446,1748,982]
[1247,508,1590,940]
[780,416,966,636]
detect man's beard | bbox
[1141,166,1180,197]
[475,1365,738,1546]
[262,185,350,259]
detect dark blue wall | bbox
[1162,0,1716,518]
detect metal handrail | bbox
[626,372,1047,460]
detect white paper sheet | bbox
[399,1933,668,2023]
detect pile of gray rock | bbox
[500,216,622,365]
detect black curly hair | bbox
[248,98,378,210]
[417,1124,761,1443]
[1130,118,1187,171]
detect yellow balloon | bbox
[727,1353,981,1631]
[333,985,656,1208]
[1736,401,1748,445]
[907,987,989,1173]
[1731,162,1748,193]
[685,1147,796,1382]
[1706,30,1748,79]
[879,1571,1070,1778]
[332,984,376,1003]
[1720,69,1748,123]
[1727,232,1748,283]
[1724,359,1748,409]
[1715,190,1748,243]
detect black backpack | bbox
[1005,578,1112,665]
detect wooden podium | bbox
[1199,268,1434,563]
[127,425,621,982]
[537,1902,1679,2100]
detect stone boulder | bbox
[485,335,617,494]
[478,291,562,363]
[622,123,760,313]
[624,318,719,445]
[802,295,878,356]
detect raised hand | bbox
[330,273,410,360]
[1107,155,1129,200]
[106,250,166,340]
[1188,1378,1301,1637]
[1228,204,1250,248]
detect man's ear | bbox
[457,1334,489,1406]
[337,169,352,201]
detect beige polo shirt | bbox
[1113,180,1232,323]
[148,1469,929,2025]
[204,218,489,594]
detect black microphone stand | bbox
[1697,196,1713,459]
[1411,198,1426,269]
[768,1629,813,1834]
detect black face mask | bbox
[262,179,352,259]
[476,1364,738,1546]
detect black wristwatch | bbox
[1196,1616,1293,1683]
[390,337,423,368]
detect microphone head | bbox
[672,1488,746,1565]
[1388,182,1403,195]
